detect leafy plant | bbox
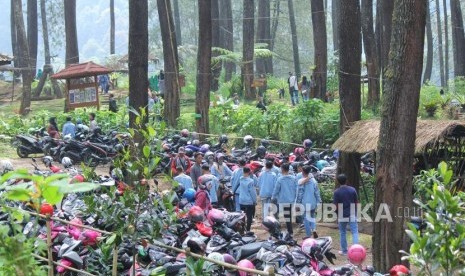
[403,162,465,276]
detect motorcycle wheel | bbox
[17,146,29,158]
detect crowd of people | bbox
[170,148,360,254]
[46,113,98,139]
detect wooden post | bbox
[95,75,100,110]
[46,217,54,276]
[112,244,118,276]
[185,248,191,276]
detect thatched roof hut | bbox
[332,120,465,155]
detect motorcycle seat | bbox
[241,236,256,244]
[234,241,264,260]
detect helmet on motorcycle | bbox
[223,253,237,266]
[185,148,194,158]
[389,265,410,276]
[179,137,188,146]
[183,188,196,202]
[256,146,267,157]
[175,184,186,198]
[303,139,313,149]
[260,139,270,148]
[42,156,53,167]
[200,144,210,153]
[237,259,255,276]
[187,237,207,254]
[188,206,205,222]
[71,174,85,183]
[115,144,124,152]
[63,134,72,141]
[309,151,320,162]
[219,134,228,144]
[301,238,318,255]
[93,127,102,136]
[262,216,280,234]
[192,139,200,146]
[243,135,253,145]
[207,208,225,224]
[61,157,73,168]
[181,129,190,137]
[347,244,366,265]
[294,147,305,156]
[204,252,223,271]
[0,160,13,175]
[172,134,181,143]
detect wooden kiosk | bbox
[51,62,112,112]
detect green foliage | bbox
[404,162,465,275]
[0,170,99,211]
[288,99,324,143]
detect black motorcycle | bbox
[13,133,48,158]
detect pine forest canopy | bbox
[0,0,462,83]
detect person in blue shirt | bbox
[62,117,76,138]
[333,173,359,256]
[231,159,247,212]
[239,166,257,231]
[295,165,321,238]
[272,163,297,237]
[173,166,193,190]
[198,164,220,208]
[210,153,232,180]
[258,161,277,219]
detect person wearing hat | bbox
[170,147,192,175]
[198,164,220,208]
[210,153,232,181]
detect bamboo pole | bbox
[46,217,54,276]
[32,253,97,276]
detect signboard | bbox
[252,78,266,88]
[66,76,100,111]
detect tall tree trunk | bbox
[37,0,62,99]
[27,0,38,76]
[288,0,300,78]
[331,0,340,53]
[13,0,33,115]
[374,0,426,271]
[110,0,115,54]
[128,0,148,130]
[157,0,180,127]
[443,0,449,83]
[423,4,433,83]
[269,0,280,74]
[311,0,327,100]
[211,0,221,91]
[256,0,271,76]
[361,0,380,108]
[196,0,212,134]
[337,0,361,192]
[64,0,79,65]
[375,0,394,85]
[219,0,235,81]
[10,0,18,73]
[362,0,380,108]
[242,0,256,100]
[435,0,445,87]
[173,0,182,46]
[451,0,465,77]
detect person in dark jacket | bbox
[108,93,118,113]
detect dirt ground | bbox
[5,157,374,268]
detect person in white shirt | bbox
[288,72,299,106]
